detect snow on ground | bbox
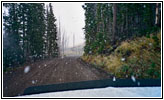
[21,87,161,97]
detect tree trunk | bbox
[126,6,129,38]
[22,9,26,59]
[112,3,117,44]
[155,3,159,26]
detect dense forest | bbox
[82,3,161,79]
[82,3,161,54]
[3,3,58,69]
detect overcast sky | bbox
[51,3,85,48]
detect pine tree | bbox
[3,3,24,68]
[82,3,98,54]
[25,3,46,60]
[46,3,58,57]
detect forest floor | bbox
[3,57,111,97]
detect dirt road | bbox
[3,57,111,97]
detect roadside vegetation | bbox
[82,31,161,79]
[82,3,161,79]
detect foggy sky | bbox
[52,3,85,48]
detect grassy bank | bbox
[81,32,161,79]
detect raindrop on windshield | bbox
[131,75,136,82]
[113,77,116,81]
[24,66,30,73]
[32,80,35,84]
[121,58,125,62]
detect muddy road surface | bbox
[3,57,111,97]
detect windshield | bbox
[2,2,161,98]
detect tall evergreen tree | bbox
[46,3,58,57]
[25,3,46,60]
[82,3,97,54]
[3,3,24,68]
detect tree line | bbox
[3,3,58,68]
[82,3,161,55]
